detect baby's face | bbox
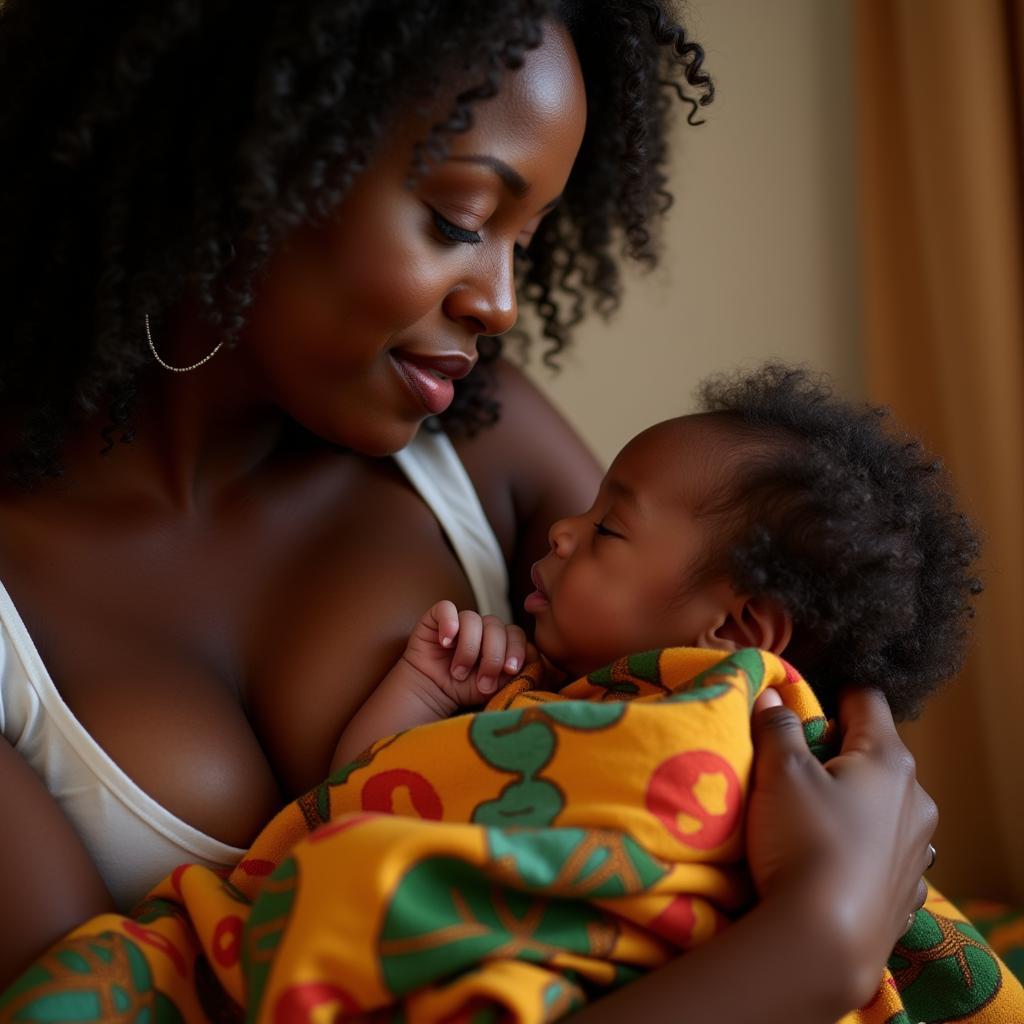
[526,417,736,677]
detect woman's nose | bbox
[443,247,518,337]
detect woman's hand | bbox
[747,686,937,1005]
[403,600,535,709]
[557,686,934,1023]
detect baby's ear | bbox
[698,594,792,655]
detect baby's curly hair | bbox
[0,0,712,484]
[694,365,981,720]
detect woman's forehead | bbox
[497,21,586,124]
[397,20,586,163]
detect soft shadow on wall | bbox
[524,0,863,466]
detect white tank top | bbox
[0,428,510,910]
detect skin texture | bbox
[0,20,938,1019]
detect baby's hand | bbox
[403,600,531,708]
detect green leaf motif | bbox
[486,828,669,897]
[0,934,170,1024]
[379,857,614,996]
[665,648,764,708]
[245,857,299,1016]
[532,702,625,731]
[472,778,564,828]
[469,710,557,775]
[889,912,1003,1020]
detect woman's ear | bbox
[696,594,793,655]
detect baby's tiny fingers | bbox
[503,624,527,674]
[477,615,510,693]
[451,610,483,680]
[432,600,460,648]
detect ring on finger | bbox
[926,842,937,871]
[905,911,917,934]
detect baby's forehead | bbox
[609,414,774,508]
[618,414,740,469]
[608,415,734,496]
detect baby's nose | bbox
[547,516,577,556]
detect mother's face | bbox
[240,21,587,456]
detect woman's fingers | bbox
[752,687,782,713]
[832,686,901,757]
[830,688,937,951]
[747,683,941,989]
[749,696,818,782]
[914,876,928,912]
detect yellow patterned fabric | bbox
[2,647,1022,1023]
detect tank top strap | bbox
[392,425,512,621]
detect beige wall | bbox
[524,0,862,466]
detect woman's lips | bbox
[389,351,460,416]
[524,562,550,614]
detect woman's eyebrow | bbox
[449,154,564,213]
[450,154,530,197]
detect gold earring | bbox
[145,314,224,373]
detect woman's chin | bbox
[297,411,424,458]
[350,426,422,457]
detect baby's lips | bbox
[529,561,549,598]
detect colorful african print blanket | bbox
[2,647,1022,1023]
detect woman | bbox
[0,1,935,1018]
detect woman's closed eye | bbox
[593,521,625,539]
[431,208,482,245]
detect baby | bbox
[332,364,981,769]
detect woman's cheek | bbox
[324,207,451,333]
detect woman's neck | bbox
[57,307,295,515]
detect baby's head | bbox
[526,365,981,719]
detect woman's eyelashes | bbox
[593,521,625,539]
[431,208,482,245]
[429,206,540,255]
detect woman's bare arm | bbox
[0,736,114,991]
[568,880,865,1024]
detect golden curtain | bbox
[856,0,1024,901]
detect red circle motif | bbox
[123,920,187,977]
[212,914,244,968]
[361,769,443,819]
[274,981,361,1023]
[309,811,376,844]
[649,895,697,946]
[645,750,741,851]
[237,858,276,877]
[170,863,190,898]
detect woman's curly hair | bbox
[693,365,982,720]
[0,0,712,484]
